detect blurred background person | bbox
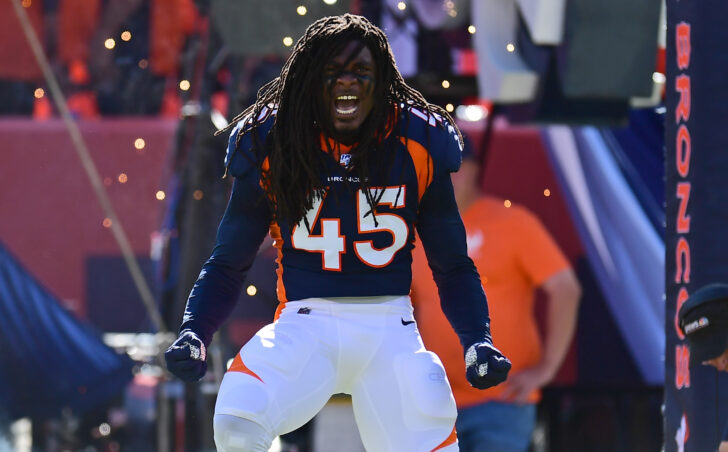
[412,137,581,452]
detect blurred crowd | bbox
[0,0,214,118]
[0,0,476,120]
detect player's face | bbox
[704,348,728,372]
[320,40,377,144]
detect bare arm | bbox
[538,268,582,379]
[501,268,581,402]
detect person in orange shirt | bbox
[412,139,581,452]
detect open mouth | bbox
[334,95,359,116]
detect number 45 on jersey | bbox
[292,186,408,271]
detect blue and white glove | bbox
[164,331,207,382]
[465,342,511,389]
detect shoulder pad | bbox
[224,107,276,179]
[398,106,463,173]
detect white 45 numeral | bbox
[291,194,345,271]
[291,187,407,270]
[354,187,407,267]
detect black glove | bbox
[164,331,207,382]
[464,342,511,389]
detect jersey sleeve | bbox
[224,109,276,179]
[415,171,491,351]
[179,175,272,346]
[402,107,463,175]
[435,118,464,174]
[224,122,258,179]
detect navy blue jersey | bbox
[181,106,491,350]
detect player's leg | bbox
[214,304,337,451]
[214,415,271,452]
[350,319,459,451]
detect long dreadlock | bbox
[219,14,462,227]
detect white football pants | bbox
[214,296,459,451]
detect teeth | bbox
[336,106,357,115]
[335,95,358,115]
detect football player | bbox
[165,14,511,451]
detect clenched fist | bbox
[464,342,511,389]
[164,331,208,382]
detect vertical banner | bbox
[665,1,728,451]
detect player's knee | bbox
[213,414,272,452]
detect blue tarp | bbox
[0,242,134,420]
[542,121,665,385]
[607,108,665,235]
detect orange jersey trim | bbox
[227,353,263,383]
[269,221,287,305]
[261,155,287,316]
[273,302,285,321]
[432,426,458,451]
[260,156,272,194]
[400,137,434,200]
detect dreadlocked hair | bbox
[219,13,462,227]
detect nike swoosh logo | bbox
[401,318,415,326]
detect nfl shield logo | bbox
[339,153,352,167]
